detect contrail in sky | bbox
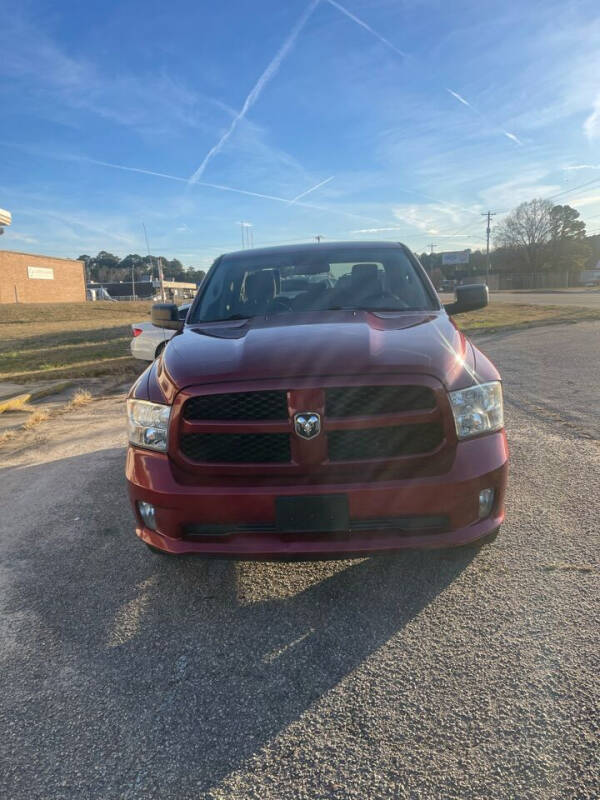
[288,175,334,204]
[325,0,407,58]
[446,88,471,107]
[76,155,380,223]
[188,0,320,184]
[447,88,523,145]
[503,131,523,145]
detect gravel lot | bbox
[1,322,598,799]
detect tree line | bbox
[78,251,206,285]
[419,201,599,280]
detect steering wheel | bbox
[359,291,409,309]
[268,296,294,312]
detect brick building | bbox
[0,250,86,303]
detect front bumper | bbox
[126,431,508,557]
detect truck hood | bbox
[157,310,478,397]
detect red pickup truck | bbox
[126,242,508,557]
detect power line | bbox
[545,175,600,202]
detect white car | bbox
[130,304,190,361]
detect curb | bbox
[0,380,75,414]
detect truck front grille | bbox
[326,385,435,417]
[180,432,291,464]
[328,423,443,461]
[177,383,446,469]
[183,391,288,421]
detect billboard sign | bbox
[441,250,470,266]
[28,266,55,280]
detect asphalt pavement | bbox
[1,322,598,799]
[439,290,600,310]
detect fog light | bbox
[138,501,157,530]
[478,488,495,519]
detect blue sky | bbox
[2,0,600,268]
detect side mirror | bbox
[151,303,183,330]
[444,283,488,315]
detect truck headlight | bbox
[127,399,171,451]
[449,381,503,440]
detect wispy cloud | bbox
[3,231,39,245]
[446,88,471,107]
[288,175,335,204]
[18,207,136,247]
[583,94,600,140]
[351,226,405,234]
[563,164,600,171]
[325,0,407,58]
[188,0,320,184]
[503,131,523,144]
[0,12,227,137]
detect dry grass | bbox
[69,389,92,408]
[0,301,151,381]
[457,303,600,334]
[22,408,50,429]
[0,386,100,448]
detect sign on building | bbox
[28,266,55,280]
[441,250,470,266]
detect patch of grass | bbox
[22,408,50,429]
[456,303,600,334]
[0,301,151,381]
[69,389,92,408]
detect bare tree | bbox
[494,198,553,271]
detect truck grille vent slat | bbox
[328,423,443,461]
[183,391,288,421]
[183,515,449,538]
[326,385,435,417]
[180,433,291,463]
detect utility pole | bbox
[237,222,252,249]
[143,222,164,301]
[157,256,165,302]
[481,211,497,281]
[428,243,436,270]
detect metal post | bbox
[481,211,496,282]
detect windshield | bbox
[190,247,436,322]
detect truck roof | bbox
[222,240,407,260]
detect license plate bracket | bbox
[275,495,349,533]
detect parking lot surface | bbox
[1,322,599,799]
[439,290,600,310]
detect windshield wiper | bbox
[324,305,411,312]
[197,314,253,323]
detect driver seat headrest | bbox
[245,270,276,303]
[351,263,380,289]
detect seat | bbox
[351,263,381,295]
[244,270,276,314]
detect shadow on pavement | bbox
[1,448,476,797]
